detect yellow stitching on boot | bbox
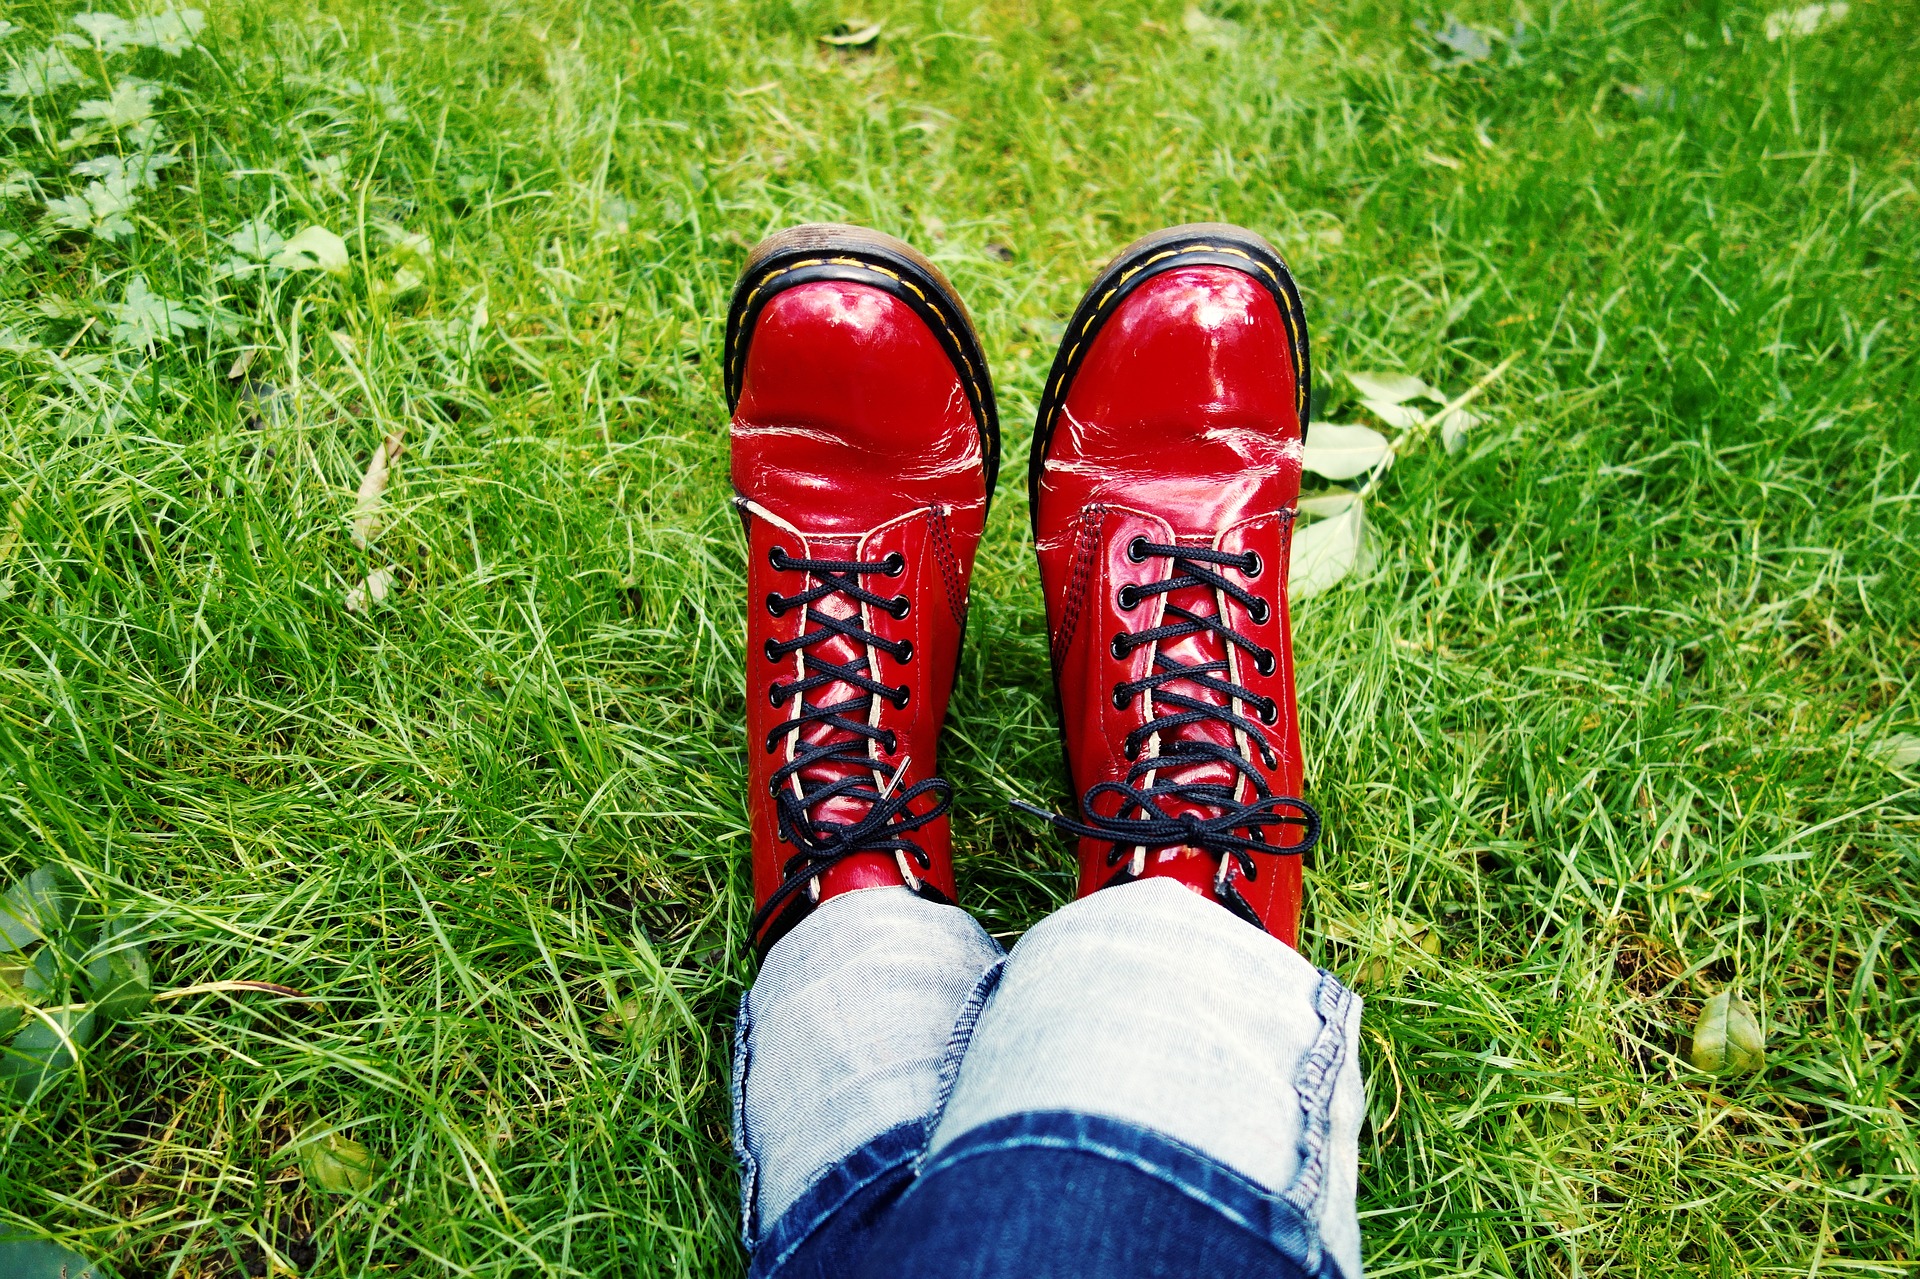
[1040,243,1308,436]
[728,257,988,429]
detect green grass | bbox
[1,0,1917,1273]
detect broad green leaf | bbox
[72,79,158,128]
[1438,407,1484,454]
[1346,370,1439,405]
[1,865,81,953]
[69,12,134,52]
[22,947,61,1002]
[0,1007,20,1040]
[300,1125,382,1194]
[227,218,285,261]
[1360,398,1426,430]
[109,276,202,348]
[45,179,140,240]
[1291,500,1365,600]
[70,151,174,190]
[84,930,151,1020]
[127,8,205,56]
[4,46,83,98]
[1764,2,1847,39]
[0,1237,106,1279]
[1302,423,1390,480]
[1297,491,1359,518]
[1691,991,1765,1075]
[0,1008,97,1100]
[1866,734,1920,770]
[271,224,350,274]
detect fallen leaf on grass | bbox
[0,479,35,568]
[150,979,307,1002]
[1324,913,1442,987]
[596,995,654,1038]
[1866,734,1920,770]
[1416,15,1491,64]
[0,1237,105,1278]
[1291,500,1365,599]
[1297,490,1359,518]
[1301,423,1391,480]
[1437,407,1484,454]
[344,567,399,614]
[351,431,404,548]
[0,1008,97,1099]
[299,1124,382,1194]
[1764,2,1847,39]
[270,224,349,274]
[1346,371,1441,405]
[820,19,882,46]
[1182,5,1240,47]
[1691,991,1765,1074]
[1347,371,1445,430]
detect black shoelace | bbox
[749,545,949,939]
[1016,535,1320,908]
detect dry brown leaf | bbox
[351,431,405,549]
[344,567,398,614]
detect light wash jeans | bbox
[732,879,1365,1279]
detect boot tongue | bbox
[1143,536,1249,829]
[788,534,886,838]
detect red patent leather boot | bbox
[1020,224,1322,947]
[727,224,998,958]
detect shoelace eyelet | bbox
[1126,536,1150,563]
[1248,597,1271,625]
[1110,635,1130,661]
[764,638,782,662]
[890,685,911,709]
[893,639,914,663]
[1258,699,1278,725]
[882,551,906,576]
[888,595,911,620]
[765,592,788,617]
[768,545,789,568]
[883,730,899,752]
[1116,583,1141,610]
[1242,550,1263,578]
[1254,648,1277,676]
[1112,687,1131,710]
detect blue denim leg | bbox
[927,879,1366,1279]
[732,885,1005,1277]
[853,1112,1332,1279]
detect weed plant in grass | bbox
[0,0,1916,1274]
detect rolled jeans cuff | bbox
[928,879,1366,1279]
[731,886,1005,1250]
